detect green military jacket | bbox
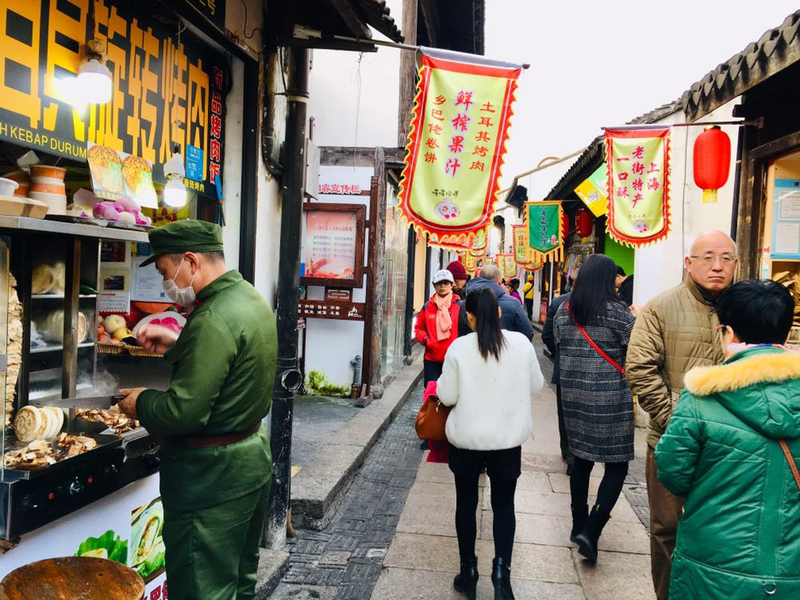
[656,347,800,599]
[138,270,278,511]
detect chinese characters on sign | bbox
[303,205,366,288]
[0,0,226,198]
[525,201,564,263]
[512,224,542,270]
[398,50,522,246]
[605,128,671,246]
[318,184,363,195]
[186,0,226,31]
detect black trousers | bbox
[569,456,629,516]
[524,298,534,320]
[423,359,443,385]
[449,445,521,563]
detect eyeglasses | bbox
[689,254,737,265]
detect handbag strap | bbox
[780,440,800,493]
[566,301,625,375]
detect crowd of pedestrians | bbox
[416,229,800,600]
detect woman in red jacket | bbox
[415,269,462,384]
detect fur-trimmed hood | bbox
[683,347,800,440]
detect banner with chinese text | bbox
[512,225,543,271]
[398,48,522,246]
[498,254,516,280]
[574,164,609,217]
[0,0,227,199]
[605,128,671,246]
[525,201,564,262]
[464,252,477,274]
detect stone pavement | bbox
[267,341,656,599]
[372,344,656,600]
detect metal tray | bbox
[3,433,123,480]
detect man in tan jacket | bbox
[626,231,737,600]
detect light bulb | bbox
[163,175,187,208]
[76,59,112,104]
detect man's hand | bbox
[136,324,179,355]
[118,387,146,419]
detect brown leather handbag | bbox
[415,396,451,442]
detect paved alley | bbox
[269,342,655,600]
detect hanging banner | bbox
[574,164,609,217]
[499,254,516,280]
[605,128,671,247]
[483,256,495,266]
[525,201,564,262]
[464,252,477,274]
[397,48,523,246]
[512,225,530,265]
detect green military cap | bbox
[140,220,224,267]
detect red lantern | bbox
[575,208,593,238]
[693,126,731,204]
[561,211,570,240]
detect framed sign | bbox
[772,179,800,259]
[302,204,366,288]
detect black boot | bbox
[453,556,478,600]
[491,557,515,600]
[570,504,588,543]
[575,504,611,562]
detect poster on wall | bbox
[0,0,227,199]
[301,204,366,288]
[772,179,800,258]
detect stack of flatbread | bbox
[6,274,22,427]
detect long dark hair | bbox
[569,254,625,327]
[465,288,506,361]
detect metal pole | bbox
[265,46,309,549]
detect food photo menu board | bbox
[301,204,366,288]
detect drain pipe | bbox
[264,46,308,549]
[350,355,362,398]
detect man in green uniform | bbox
[118,220,277,600]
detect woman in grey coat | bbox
[554,254,635,562]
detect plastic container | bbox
[5,171,30,197]
[0,178,19,197]
[29,191,67,215]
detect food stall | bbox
[0,0,239,594]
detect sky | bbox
[485,1,800,200]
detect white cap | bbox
[432,269,454,284]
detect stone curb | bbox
[290,361,424,530]
[255,548,290,599]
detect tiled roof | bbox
[682,10,800,121]
[354,0,403,42]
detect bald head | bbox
[688,231,736,257]
[480,264,502,283]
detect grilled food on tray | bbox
[75,406,139,433]
[14,405,64,442]
[3,434,98,469]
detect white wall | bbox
[306,0,403,148]
[633,100,739,305]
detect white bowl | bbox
[0,178,20,196]
[30,191,67,202]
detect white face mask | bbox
[163,258,197,306]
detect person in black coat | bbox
[457,265,535,341]
[542,290,575,472]
[616,266,634,306]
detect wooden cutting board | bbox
[0,195,48,219]
[0,556,145,600]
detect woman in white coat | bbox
[437,287,544,600]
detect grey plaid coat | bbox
[554,301,635,463]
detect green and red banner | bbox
[525,200,564,263]
[398,48,522,247]
[605,127,671,247]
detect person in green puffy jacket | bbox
[656,279,800,599]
